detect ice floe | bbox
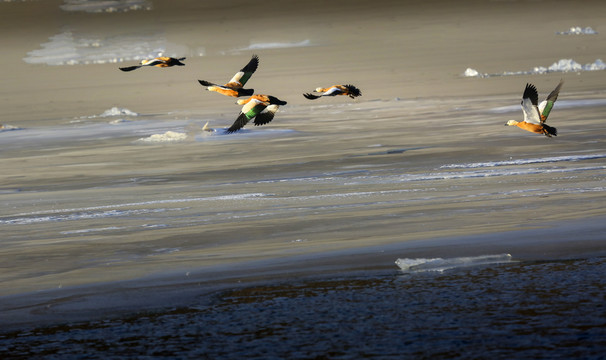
[137,131,188,143]
[441,153,606,169]
[556,26,598,35]
[24,31,187,66]
[0,124,23,132]
[98,107,140,118]
[395,254,513,273]
[60,0,152,13]
[464,59,606,78]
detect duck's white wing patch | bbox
[241,98,266,114]
[538,100,548,114]
[323,87,344,96]
[227,71,245,87]
[521,98,541,125]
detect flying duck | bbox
[198,55,259,97]
[303,84,362,100]
[119,57,186,72]
[226,95,287,133]
[505,80,563,137]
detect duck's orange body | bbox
[206,86,242,97]
[511,121,551,136]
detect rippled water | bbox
[2,256,605,359]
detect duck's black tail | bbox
[238,88,255,97]
[267,96,287,105]
[543,124,557,137]
[344,84,362,97]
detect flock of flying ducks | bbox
[119,55,563,137]
[120,55,362,134]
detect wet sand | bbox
[1,0,606,330]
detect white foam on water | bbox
[1,208,174,226]
[395,254,513,273]
[383,166,606,183]
[556,26,598,35]
[137,131,188,143]
[4,193,269,221]
[441,153,606,169]
[24,31,187,66]
[60,226,125,234]
[464,59,606,78]
[96,107,139,118]
[60,0,152,13]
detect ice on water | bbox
[464,58,606,78]
[60,0,152,13]
[556,26,598,35]
[395,254,513,273]
[23,31,187,66]
[97,107,140,118]
[441,153,606,169]
[137,131,188,143]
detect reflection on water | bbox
[2,257,605,359]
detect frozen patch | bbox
[24,31,187,66]
[556,26,598,35]
[441,153,606,169]
[60,0,152,13]
[0,124,23,132]
[98,107,139,117]
[396,254,513,273]
[463,59,606,78]
[138,131,188,143]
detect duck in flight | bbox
[303,84,362,100]
[198,55,259,97]
[119,57,186,72]
[226,94,287,133]
[505,80,563,137]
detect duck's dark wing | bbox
[119,65,142,72]
[226,113,252,134]
[229,54,259,86]
[253,104,279,126]
[539,79,564,122]
[303,93,321,100]
[198,80,219,87]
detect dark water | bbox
[2,257,605,359]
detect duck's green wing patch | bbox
[228,55,259,86]
[540,80,564,122]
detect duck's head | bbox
[505,120,518,126]
[314,87,324,92]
